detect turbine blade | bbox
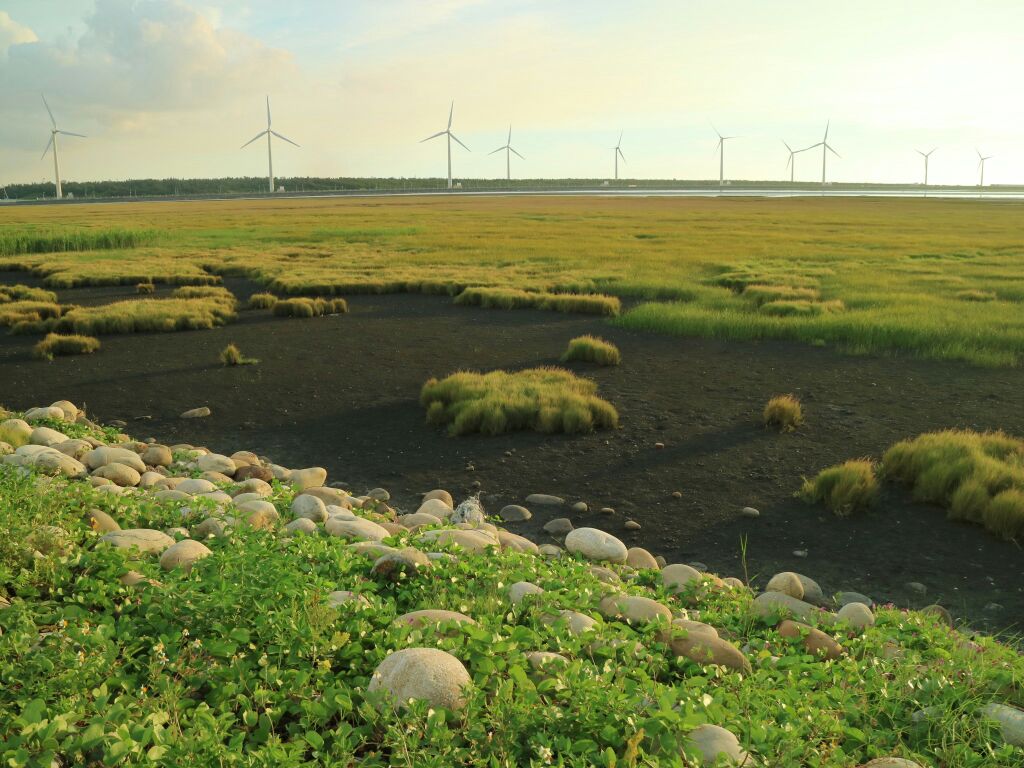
[489,146,505,155]
[783,140,792,152]
[270,130,300,147]
[786,155,792,170]
[448,101,454,130]
[41,135,53,160]
[420,130,446,143]
[824,120,830,140]
[240,130,268,149]
[266,95,271,127]
[827,144,841,158]
[450,132,470,151]
[508,124,512,143]
[510,147,524,160]
[617,130,623,146]
[711,122,722,139]
[916,149,925,157]
[57,130,86,138]
[618,148,626,164]
[41,94,56,128]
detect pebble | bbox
[905,581,927,595]
[324,517,392,541]
[599,507,615,515]
[525,493,564,506]
[792,549,808,558]
[623,520,641,531]
[740,506,760,518]
[671,491,683,499]
[180,407,211,419]
[498,504,532,522]
[654,442,665,450]
[625,546,659,570]
[543,518,573,536]
[570,501,588,514]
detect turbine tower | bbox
[977,150,992,187]
[713,126,735,185]
[489,125,524,181]
[805,121,840,185]
[241,96,299,193]
[40,95,86,200]
[782,140,807,184]
[421,101,470,190]
[916,148,937,185]
[612,131,626,180]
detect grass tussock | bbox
[247,292,279,309]
[455,287,621,317]
[32,333,101,361]
[12,296,236,335]
[219,343,258,366]
[136,282,155,294]
[882,429,1024,540]
[0,301,65,327]
[271,297,349,318]
[956,289,997,302]
[743,284,820,306]
[561,335,621,366]
[421,367,619,436]
[0,284,57,304]
[799,459,879,517]
[171,285,236,302]
[763,394,803,432]
[0,228,157,255]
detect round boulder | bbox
[290,467,327,491]
[499,504,531,522]
[100,529,174,554]
[686,724,750,767]
[625,546,659,570]
[564,527,628,563]
[368,648,471,711]
[509,581,544,606]
[159,539,212,574]
[836,602,875,631]
[292,494,328,523]
[766,571,805,600]
[422,489,453,508]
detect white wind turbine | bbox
[241,96,299,194]
[782,140,808,183]
[612,131,626,180]
[976,150,992,187]
[805,121,840,185]
[421,101,470,190]
[713,125,736,185]
[489,125,524,181]
[916,148,937,185]
[40,95,86,200]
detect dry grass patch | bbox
[13,296,236,335]
[32,333,101,361]
[763,394,803,432]
[455,287,621,317]
[421,367,619,436]
[271,297,348,318]
[0,301,65,327]
[799,459,879,517]
[882,429,1024,540]
[136,282,155,294]
[561,335,621,366]
[0,284,57,303]
[248,292,279,309]
[219,343,258,366]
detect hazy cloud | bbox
[0,10,38,54]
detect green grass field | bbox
[1,196,1023,364]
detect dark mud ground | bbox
[1,275,1021,633]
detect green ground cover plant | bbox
[421,367,619,435]
[0,413,1021,766]
[32,333,101,361]
[561,335,622,365]
[799,459,879,517]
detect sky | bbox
[1,0,1022,186]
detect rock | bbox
[837,591,873,608]
[93,462,141,487]
[589,565,621,584]
[655,555,667,568]
[422,489,453,508]
[980,702,1024,747]
[138,471,164,488]
[600,506,615,515]
[25,405,66,421]
[100,529,174,554]
[671,633,751,673]
[348,542,398,559]
[543,517,573,536]
[662,563,703,593]
[159,539,212,573]
[193,517,228,539]
[176,478,217,495]
[368,648,471,711]
[371,548,431,579]
[777,619,843,660]
[921,604,954,627]
[570,501,588,513]
[368,487,390,502]
[234,464,273,482]
[17,447,88,478]
[291,467,327,491]
[654,442,665,449]
[30,426,70,447]
[327,590,370,608]
[324,517,391,542]
[499,504,532,522]
[740,506,760,518]
[625,547,658,570]
[723,577,745,589]
[599,594,672,625]
[509,581,544,606]
[543,609,599,636]
[0,441,12,456]
[242,504,279,530]
[283,517,318,536]
[234,478,273,497]
[752,592,835,626]
[525,651,568,673]
[299,486,348,507]
[564,527,628,563]
[793,573,828,606]
[270,464,292,481]
[398,512,443,529]
[766,571,805,600]
[85,509,120,533]
[197,453,236,476]
[538,543,562,558]
[394,609,476,630]
[905,581,927,595]
[686,724,750,767]
[525,493,564,506]
[451,496,486,525]
[497,530,539,554]
[417,498,454,519]
[50,400,80,420]
[623,520,641,531]
[417,528,498,553]
[836,602,875,630]
[54,439,92,460]
[792,549,808,558]
[663,618,719,641]
[180,407,211,419]
[672,491,683,499]
[292,494,328,523]
[140,444,173,467]
[861,759,926,768]
[0,418,32,447]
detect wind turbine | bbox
[489,125,524,181]
[713,126,735,185]
[241,96,299,193]
[916,148,937,185]
[421,101,470,190]
[805,121,840,185]
[612,131,626,180]
[977,150,992,187]
[782,140,807,183]
[40,95,86,200]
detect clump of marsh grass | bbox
[171,285,235,302]
[421,367,618,436]
[219,343,258,366]
[271,297,348,318]
[956,289,997,302]
[760,299,845,317]
[11,296,236,335]
[561,335,621,366]
[248,292,279,309]
[455,287,621,317]
[136,282,155,294]
[882,429,1024,540]
[32,333,101,361]
[799,459,879,517]
[763,394,803,432]
[743,284,821,306]
[0,300,64,327]
[0,284,57,303]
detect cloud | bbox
[0,10,38,54]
